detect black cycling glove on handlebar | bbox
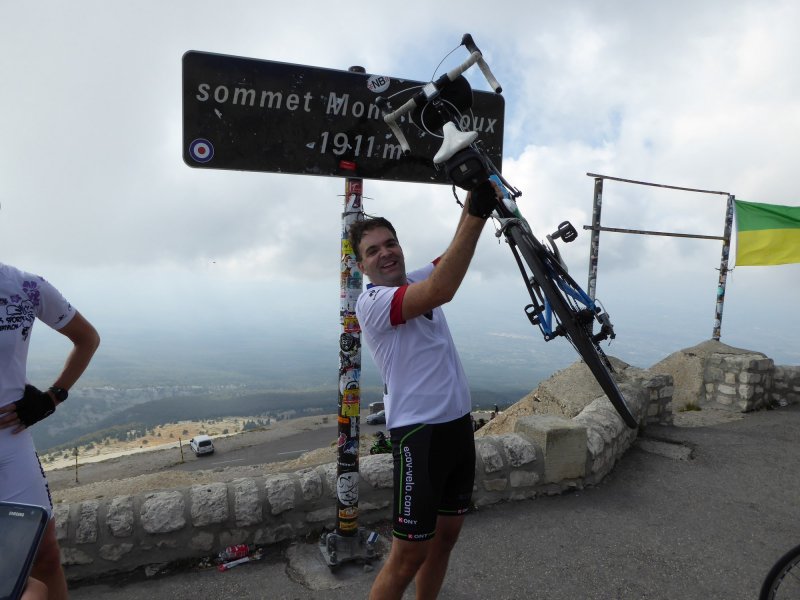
[15,384,56,428]
[467,180,498,219]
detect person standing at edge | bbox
[349,180,499,600]
[0,263,100,600]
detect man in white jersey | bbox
[350,180,499,600]
[0,263,100,600]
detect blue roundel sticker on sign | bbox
[189,138,214,163]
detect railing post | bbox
[713,195,735,340]
[587,176,604,300]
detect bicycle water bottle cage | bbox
[552,221,578,243]
[434,122,479,164]
[445,147,490,190]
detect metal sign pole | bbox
[319,66,378,569]
[587,177,604,300]
[712,195,735,340]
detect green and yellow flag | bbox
[734,200,800,266]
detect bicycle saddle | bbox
[434,122,478,164]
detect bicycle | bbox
[375,34,637,429]
[368,431,392,455]
[760,544,800,599]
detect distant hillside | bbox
[31,385,530,452]
[31,388,340,451]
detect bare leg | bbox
[414,515,466,600]
[22,577,48,600]
[30,519,69,600]
[369,537,431,600]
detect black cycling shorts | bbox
[389,413,475,541]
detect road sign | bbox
[182,51,505,185]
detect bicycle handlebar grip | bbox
[380,96,417,155]
[445,51,481,83]
[460,33,502,93]
[476,57,502,93]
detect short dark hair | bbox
[348,217,398,262]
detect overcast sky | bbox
[2,0,799,386]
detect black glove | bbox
[467,179,498,219]
[15,384,56,428]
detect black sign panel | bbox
[182,51,504,184]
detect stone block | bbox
[265,474,296,515]
[76,501,99,544]
[190,531,215,551]
[99,543,133,562]
[483,478,508,492]
[53,503,70,541]
[475,438,504,474]
[141,491,185,534]
[497,434,537,467]
[360,454,393,489]
[106,496,134,538]
[515,415,587,483]
[510,470,539,488]
[231,478,262,527]
[190,483,229,526]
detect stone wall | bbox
[652,340,799,413]
[56,373,669,581]
[703,353,774,411]
[772,365,800,407]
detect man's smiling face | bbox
[357,226,407,288]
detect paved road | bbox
[176,422,389,472]
[46,420,390,488]
[68,404,800,599]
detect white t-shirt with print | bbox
[0,263,75,408]
[356,262,471,430]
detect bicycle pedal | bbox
[524,304,541,326]
[553,221,578,243]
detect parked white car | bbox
[366,410,386,425]
[189,434,215,456]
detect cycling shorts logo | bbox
[402,445,414,518]
[189,138,214,163]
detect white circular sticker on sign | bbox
[366,75,391,94]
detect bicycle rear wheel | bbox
[760,544,800,600]
[509,227,638,428]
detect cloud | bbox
[2,0,799,375]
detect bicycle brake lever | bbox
[462,34,478,52]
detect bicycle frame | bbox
[377,33,636,428]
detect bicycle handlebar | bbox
[378,34,502,156]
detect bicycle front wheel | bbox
[511,229,638,429]
[760,544,800,600]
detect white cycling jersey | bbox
[356,261,471,430]
[0,263,76,513]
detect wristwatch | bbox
[49,386,69,403]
